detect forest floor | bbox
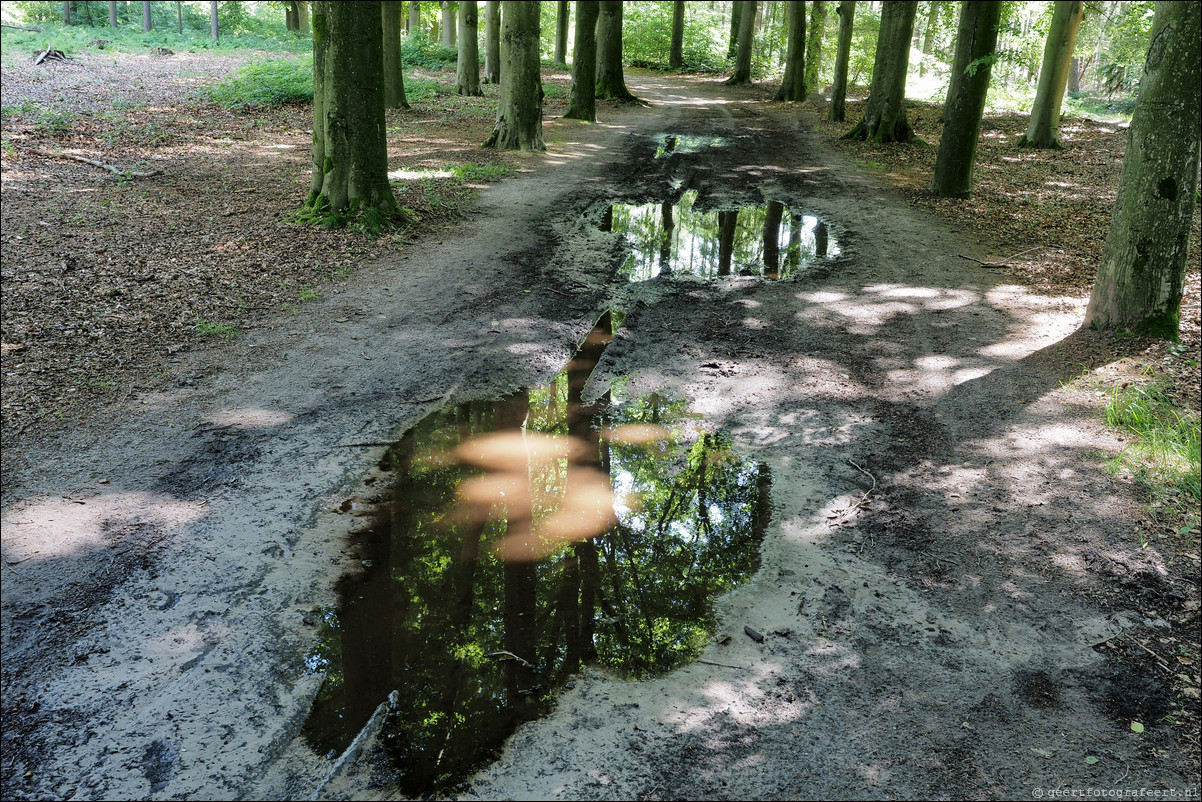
[1,47,1200,801]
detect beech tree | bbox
[828,1,855,121]
[301,1,400,226]
[382,1,410,110]
[440,0,456,47]
[843,0,918,143]
[669,0,685,70]
[554,0,570,66]
[1018,0,1085,148]
[595,1,636,101]
[803,1,828,97]
[774,0,806,101]
[1084,0,1200,338]
[483,0,500,84]
[483,0,544,151]
[142,0,151,31]
[456,0,482,96]
[726,0,757,85]
[409,0,420,34]
[931,0,1002,198]
[564,0,601,122]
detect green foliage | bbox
[450,163,514,182]
[400,30,457,70]
[1104,382,1202,508]
[193,317,239,337]
[202,58,313,110]
[622,1,729,73]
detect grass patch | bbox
[450,162,513,182]
[193,317,240,337]
[201,58,313,110]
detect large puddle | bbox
[603,190,839,282]
[303,315,770,796]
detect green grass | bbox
[450,162,513,182]
[202,58,313,110]
[193,317,240,337]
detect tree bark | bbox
[843,0,918,143]
[483,0,500,83]
[595,1,636,100]
[142,0,151,31]
[408,0,420,34]
[303,1,400,225]
[483,0,544,151]
[108,0,117,27]
[440,0,456,47]
[726,0,757,84]
[804,0,828,95]
[774,0,806,100]
[669,0,685,70]
[1084,0,1201,338]
[727,0,742,60]
[1018,0,1084,148]
[456,0,482,95]
[176,1,183,35]
[297,1,309,32]
[63,1,71,25]
[829,0,855,120]
[383,1,411,109]
[931,1,1002,198]
[209,1,218,40]
[555,0,569,65]
[564,0,600,121]
[286,2,298,30]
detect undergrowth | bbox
[202,58,313,110]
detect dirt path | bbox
[2,74,1196,801]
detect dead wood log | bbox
[29,149,162,179]
[32,48,70,65]
[2,24,43,32]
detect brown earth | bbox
[1,49,1199,801]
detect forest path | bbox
[1,73,1194,801]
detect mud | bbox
[2,74,1197,801]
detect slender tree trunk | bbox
[763,201,784,277]
[804,0,828,94]
[595,1,636,100]
[1084,0,1201,338]
[1018,0,1085,148]
[456,0,482,95]
[774,0,806,100]
[303,1,399,224]
[108,0,117,27]
[717,211,738,275]
[483,0,500,83]
[829,0,855,120]
[142,0,151,31]
[917,0,938,76]
[383,1,411,109]
[63,1,71,25]
[297,1,309,31]
[931,1,1002,198]
[176,1,183,34]
[564,0,600,121]
[483,0,544,151]
[409,0,420,34]
[555,0,569,65]
[843,0,918,143]
[440,0,456,47]
[209,1,218,40]
[669,0,685,70]
[726,0,757,84]
[727,0,742,59]
[287,2,298,30]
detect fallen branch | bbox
[956,254,1008,269]
[30,148,161,179]
[32,47,70,65]
[3,23,43,32]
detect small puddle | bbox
[603,190,839,282]
[654,133,730,158]
[303,315,770,796]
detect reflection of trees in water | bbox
[302,318,769,796]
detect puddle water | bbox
[303,315,770,796]
[654,133,730,158]
[603,190,839,282]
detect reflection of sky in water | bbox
[609,191,839,282]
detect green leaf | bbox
[1130,721,1145,733]
[1084,756,1100,765]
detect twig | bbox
[485,650,533,668]
[956,254,1008,269]
[29,148,161,179]
[1127,636,1173,674]
[696,660,749,670]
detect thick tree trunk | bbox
[303,1,400,225]
[931,1,1002,198]
[555,0,569,65]
[595,1,636,100]
[774,0,806,101]
[483,0,500,83]
[843,0,917,143]
[108,0,117,27]
[669,0,684,70]
[440,0,456,47]
[1018,0,1084,148]
[297,1,309,31]
[726,0,757,84]
[456,0,482,95]
[286,2,298,30]
[829,0,855,120]
[804,0,828,94]
[142,0,151,31]
[1084,1,1201,338]
[564,0,600,121]
[383,1,411,109]
[483,0,544,151]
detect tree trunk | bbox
[717,211,738,275]
[595,1,636,100]
[108,0,117,27]
[456,0,482,95]
[63,1,71,25]
[727,0,742,59]
[843,0,918,143]
[287,2,298,30]
[440,0,456,47]
[774,0,806,101]
[555,0,569,65]
[763,201,784,277]
[669,0,685,70]
[483,0,544,151]
[917,0,939,75]
[483,0,500,83]
[409,0,420,34]
[804,0,828,94]
[383,1,411,109]
[142,0,151,31]
[726,0,757,84]
[931,1,1002,198]
[564,0,600,121]
[829,0,855,120]
[176,1,183,34]
[1084,0,1201,338]
[298,1,309,31]
[1068,56,1080,92]
[1018,0,1084,148]
[209,1,218,40]
[303,1,400,225]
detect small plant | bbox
[1104,382,1202,510]
[299,285,318,301]
[193,316,239,337]
[450,162,513,182]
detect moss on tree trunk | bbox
[595,1,637,101]
[483,0,544,151]
[382,1,410,110]
[803,1,827,97]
